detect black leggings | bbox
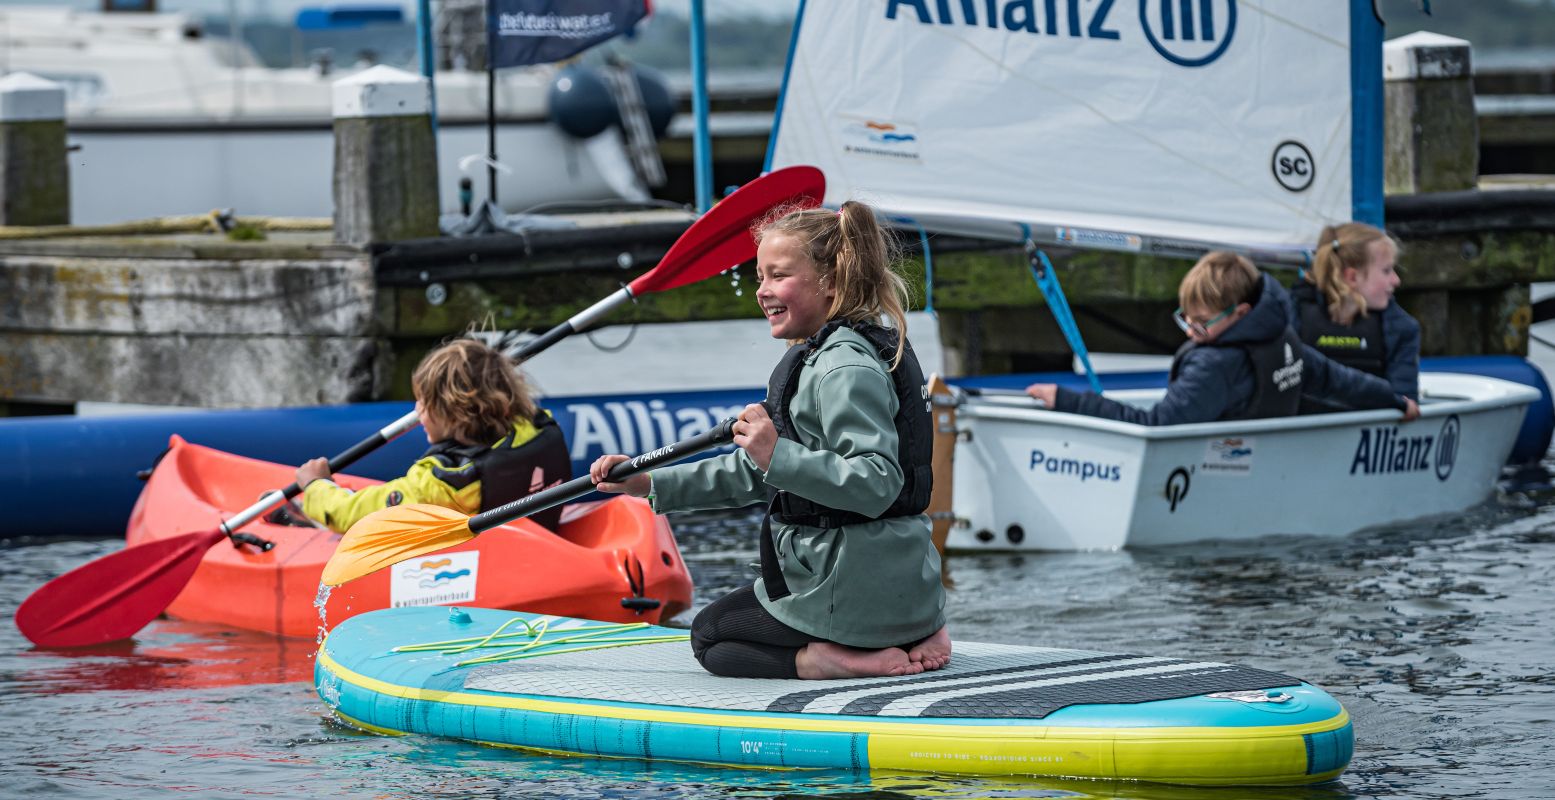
[690,584,825,679]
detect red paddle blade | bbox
[628,165,825,296]
[15,528,226,648]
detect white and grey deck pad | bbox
[464,639,1298,720]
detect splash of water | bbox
[728,264,742,297]
[314,582,333,644]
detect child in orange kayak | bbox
[286,338,571,533]
[591,200,949,680]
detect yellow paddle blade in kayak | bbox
[322,503,475,586]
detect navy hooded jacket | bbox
[1053,273,1406,426]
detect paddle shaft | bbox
[231,287,637,532]
[469,418,736,534]
[201,167,817,535]
[504,286,634,363]
[221,411,422,534]
[222,282,652,534]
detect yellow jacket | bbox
[302,412,570,533]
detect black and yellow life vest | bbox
[1291,281,1387,378]
[425,411,571,530]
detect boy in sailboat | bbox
[1024,251,1420,424]
[591,200,950,680]
[1289,223,1420,408]
[285,338,572,533]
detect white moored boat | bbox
[0,5,649,223]
[943,373,1539,552]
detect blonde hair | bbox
[755,200,912,368]
[1179,251,1260,314]
[411,338,537,444]
[1312,222,1398,326]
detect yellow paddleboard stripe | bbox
[318,649,1350,741]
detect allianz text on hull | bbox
[946,374,1538,552]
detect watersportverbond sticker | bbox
[1201,437,1254,477]
[391,551,478,608]
[838,115,922,163]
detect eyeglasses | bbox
[1172,305,1237,337]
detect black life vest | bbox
[1291,281,1387,378]
[758,319,933,601]
[1170,328,1305,420]
[425,411,572,531]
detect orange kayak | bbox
[126,436,693,638]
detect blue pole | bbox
[689,0,713,212]
[413,0,438,203]
[416,0,439,140]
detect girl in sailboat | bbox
[591,200,950,680]
[1024,251,1420,424]
[1289,223,1421,407]
[286,338,572,534]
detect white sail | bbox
[768,0,1383,255]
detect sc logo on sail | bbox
[1140,0,1237,67]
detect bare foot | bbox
[795,642,924,679]
[907,625,952,671]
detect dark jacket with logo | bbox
[1288,280,1421,402]
[1053,274,1406,425]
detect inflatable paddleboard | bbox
[316,607,1352,786]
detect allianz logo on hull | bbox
[563,397,754,463]
[1349,414,1460,482]
[884,0,1237,68]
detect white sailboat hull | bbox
[946,373,1538,551]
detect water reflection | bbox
[10,620,313,694]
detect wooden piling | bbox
[332,66,439,247]
[0,73,68,227]
[1385,32,1477,195]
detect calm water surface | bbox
[3,485,1553,799]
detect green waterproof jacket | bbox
[651,327,945,648]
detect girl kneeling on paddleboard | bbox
[592,200,950,680]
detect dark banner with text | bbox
[489,0,650,68]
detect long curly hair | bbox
[411,339,536,444]
[754,199,912,368]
